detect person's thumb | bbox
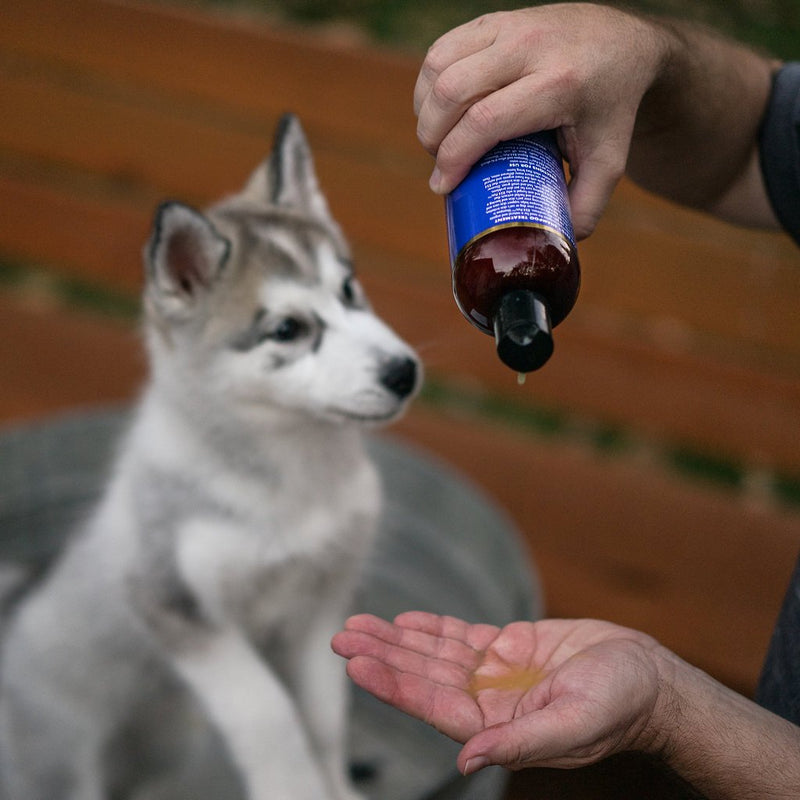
[562,133,630,240]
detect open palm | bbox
[332,612,664,773]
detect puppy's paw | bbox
[335,789,368,800]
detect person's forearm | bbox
[628,16,779,226]
[644,646,800,799]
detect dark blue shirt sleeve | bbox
[757,550,800,725]
[759,62,800,246]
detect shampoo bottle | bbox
[445,131,580,373]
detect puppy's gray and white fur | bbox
[0,115,420,800]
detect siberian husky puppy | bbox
[0,114,420,800]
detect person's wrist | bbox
[630,15,686,138]
[633,643,689,761]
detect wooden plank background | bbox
[1,0,799,795]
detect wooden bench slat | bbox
[0,172,149,290]
[0,0,420,156]
[582,200,800,358]
[0,294,145,419]
[0,54,444,260]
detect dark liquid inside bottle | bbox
[452,224,580,336]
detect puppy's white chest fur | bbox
[129,393,381,632]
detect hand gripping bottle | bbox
[445,132,580,374]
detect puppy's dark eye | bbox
[341,276,365,309]
[271,317,306,342]
[341,277,356,306]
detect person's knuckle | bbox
[431,69,470,112]
[591,141,629,183]
[416,119,438,153]
[552,65,582,106]
[432,138,459,173]
[462,99,501,139]
[423,39,448,77]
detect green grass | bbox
[774,472,800,508]
[0,261,139,320]
[421,377,568,437]
[420,376,800,509]
[195,0,800,58]
[666,446,745,491]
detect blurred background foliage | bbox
[189,0,799,58]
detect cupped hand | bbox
[332,612,666,775]
[413,4,670,238]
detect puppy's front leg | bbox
[130,520,333,800]
[288,579,366,800]
[167,625,331,800]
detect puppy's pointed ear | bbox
[244,113,333,221]
[144,202,230,318]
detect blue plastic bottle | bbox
[445,132,580,373]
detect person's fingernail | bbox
[429,166,444,193]
[462,756,490,776]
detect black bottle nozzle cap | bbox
[493,290,554,372]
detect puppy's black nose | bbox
[379,356,418,399]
